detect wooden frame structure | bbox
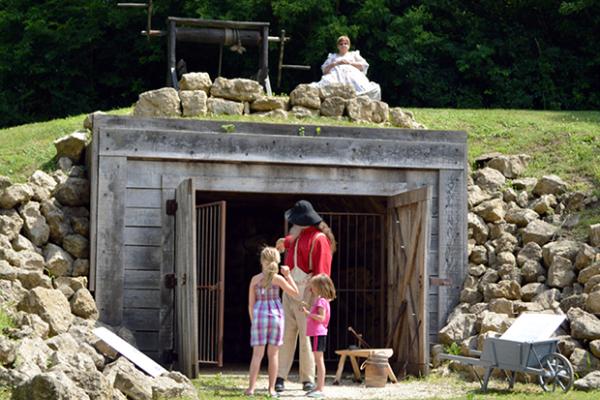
[88,115,468,377]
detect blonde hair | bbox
[311,274,336,301]
[316,221,337,254]
[337,35,351,47]
[260,247,280,288]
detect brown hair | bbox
[311,274,336,301]
[316,221,337,254]
[260,247,280,288]
[337,35,351,47]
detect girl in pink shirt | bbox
[302,274,336,398]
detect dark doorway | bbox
[194,191,387,366]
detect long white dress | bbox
[311,50,381,100]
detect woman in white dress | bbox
[311,36,381,100]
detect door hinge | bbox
[164,273,177,289]
[166,199,178,215]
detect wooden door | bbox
[196,201,226,367]
[386,186,431,377]
[175,179,198,377]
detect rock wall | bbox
[0,130,198,399]
[435,153,600,390]
[132,73,426,128]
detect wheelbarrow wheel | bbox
[538,352,574,392]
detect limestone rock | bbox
[0,175,11,191]
[513,300,544,313]
[522,219,557,246]
[512,177,537,191]
[557,335,582,358]
[521,283,547,301]
[19,201,50,246]
[152,371,199,400]
[533,288,561,309]
[207,97,244,115]
[468,185,492,208]
[12,371,90,400]
[574,370,600,391]
[521,260,545,284]
[389,108,426,129]
[495,251,516,268]
[575,244,597,270]
[179,90,207,117]
[473,167,505,192]
[44,243,74,277]
[54,177,90,207]
[590,223,600,247]
[533,175,568,196]
[12,234,37,252]
[460,287,483,304]
[73,259,90,277]
[586,290,600,314]
[560,293,588,313]
[488,298,514,316]
[253,109,289,119]
[547,256,576,288]
[567,307,600,340]
[562,191,586,212]
[0,183,34,209]
[62,233,89,259]
[468,263,487,277]
[83,110,106,130]
[291,106,319,118]
[18,288,74,336]
[542,240,580,267]
[28,170,58,201]
[438,313,477,345]
[468,212,489,244]
[505,208,538,227]
[250,96,288,112]
[210,77,263,102]
[486,154,530,178]
[0,208,24,241]
[133,87,181,117]
[289,84,321,109]
[54,276,87,299]
[320,96,347,117]
[480,311,512,334]
[70,288,99,320]
[570,348,600,375]
[53,130,90,162]
[318,83,356,99]
[484,280,521,301]
[590,340,600,358]
[347,96,388,123]
[492,232,518,254]
[179,72,212,92]
[517,241,543,266]
[104,357,153,400]
[584,275,600,294]
[530,194,557,215]
[473,198,505,223]
[578,262,600,284]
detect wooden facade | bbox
[89,115,468,377]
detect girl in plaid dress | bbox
[246,247,299,397]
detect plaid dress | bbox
[250,283,284,346]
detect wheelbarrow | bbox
[439,313,574,392]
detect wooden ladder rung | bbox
[281,64,311,70]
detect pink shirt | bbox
[306,297,330,336]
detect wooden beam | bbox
[98,128,466,170]
[94,114,467,144]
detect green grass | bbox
[0,307,14,335]
[1,108,598,189]
[0,387,10,400]
[192,372,271,399]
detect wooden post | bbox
[259,25,269,85]
[167,19,177,88]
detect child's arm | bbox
[273,265,299,298]
[302,305,326,322]
[248,277,256,322]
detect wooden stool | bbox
[333,348,398,385]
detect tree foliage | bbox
[0,0,598,127]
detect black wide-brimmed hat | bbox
[285,200,322,226]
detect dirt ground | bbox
[198,366,480,399]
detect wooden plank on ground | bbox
[95,156,127,325]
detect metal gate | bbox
[196,201,226,366]
[320,212,386,362]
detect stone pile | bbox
[0,129,198,399]
[435,153,600,390]
[133,72,426,128]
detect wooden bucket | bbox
[360,352,390,387]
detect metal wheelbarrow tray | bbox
[439,313,574,392]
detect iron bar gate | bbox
[196,201,226,366]
[320,212,386,362]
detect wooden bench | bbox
[333,348,398,385]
